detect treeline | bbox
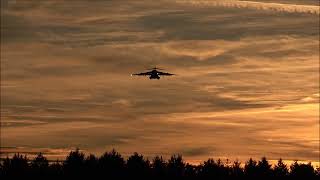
[0,149,319,179]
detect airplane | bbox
[131,67,175,80]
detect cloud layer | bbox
[176,0,319,14]
[1,0,319,165]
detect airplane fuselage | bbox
[150,70,160,79]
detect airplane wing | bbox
[157,71,174,76]
[131,71,151,76]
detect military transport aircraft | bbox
[131,67,175,80]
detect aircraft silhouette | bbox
[131,67,175,80]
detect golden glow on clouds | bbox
[160,40,242,61]
[1,0,319,165]
[176,0,320,14]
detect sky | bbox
[1,0,319,165]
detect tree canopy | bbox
[0,149,318,179]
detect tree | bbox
[230,160,244,178]
[98,149,125,178]
[256,157,272,179]
[31,153,49,177]
[316,167,320,177]
[48,160,63,178]
[167,155,185,178]
[84,154,98,178]
[244,158,258,178]
[0,150,318,179]
[63,149,85,177]
[185,163,197,179]
[273,158,288,178]
[127,152,150,178]
[1,154,29,178]
[85,154,98,168]
[151,156,167,179]
[199,158,228,179]
[199,158,217,179]
[290,161,316,179]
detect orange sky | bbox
[1,0,319,166]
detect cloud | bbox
[1,119,47,127]
[301,93,320,103]
[0,146,72,159]
[1,0,318,164]
[2,0,318,47]
[181,147,214,157]
[176,0,319,14]
[136,8,318,42]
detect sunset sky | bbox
[1,0,319,165]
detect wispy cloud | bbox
[1,0,318,164]
[176,0,319,14]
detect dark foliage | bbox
[98,149,126,178]
[273,158,289,178]
[0,150,319,179]
[151,155,167,179]
[290,161,317,179]
[127,152,150,178]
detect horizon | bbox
[1,0,319,169]
[0,148,319,168]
